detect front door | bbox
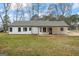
[49,28,52,34]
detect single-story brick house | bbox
[8,21,69,35]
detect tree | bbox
[69,14,79,23]
[19,4,25,21]
[58,3,73,16]
[58,15,65,21]
[3,15,10,32]
[0,3,11,32]
[48,3,73,20]
[15,3,32,21]
[25,3,32,20]
[32,3,39,16]
[42,14,56,21]
[48,4,59,17]
[15,3,23,21]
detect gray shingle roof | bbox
[9,21,69,27]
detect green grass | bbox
[0,33,79,56]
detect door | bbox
[49,28,52,34]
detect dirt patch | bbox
[66,31,79,36]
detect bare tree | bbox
[15,3,31,21]
[20,8,25,21]
[19,4,25,21]
[48,3,73,20]
[15,3,23,21]
[15,3,19,21]
[48,4,59,20]
[58,3,73,16]
[32,3,39,16]
[25,3,32,20]
[58,3,73,20]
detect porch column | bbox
[46,27,48,32]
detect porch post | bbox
[46,27,48,33]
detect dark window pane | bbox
[18,27,21,32]
[60,27,64,31]
[43,27,46,32]
[23,27,27,31]
[10,27,12,32]
[29,27,31,31]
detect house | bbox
[8,21,69,35]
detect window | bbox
[60,27,64,31]
[43,27,46,32]
[40,28,41,32]
[29,27,31,31]
[23,27,27,31]
[18,27,21,32]
[68,27,70,30]
[10,27,12,32]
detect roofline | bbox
[8,26,69,27]
[8,21,69,27]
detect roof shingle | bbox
[9,21,69,27]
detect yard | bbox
[0,33,79,56]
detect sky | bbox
[0,3,79,22]
[72,3,79,14]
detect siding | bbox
[52,27,68,34]
[8,27,68,35]
[9,27,31,34]
[31,27,39,34]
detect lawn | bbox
[0,33,79,56]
